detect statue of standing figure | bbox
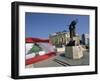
[69,19,77,38]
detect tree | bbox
[28,43,42,56]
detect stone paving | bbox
[31,50,89,68]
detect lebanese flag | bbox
[25,38,56,65]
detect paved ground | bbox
[26,43,89,68]
[32,50,89,68]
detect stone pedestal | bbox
[65,45,83,59]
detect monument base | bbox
[65,45,83,59]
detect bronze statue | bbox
[69,19,77,38]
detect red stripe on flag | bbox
[25,52,56,65]
[26,38,49,43]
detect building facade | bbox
[81,34,89,45]
[49,31,70,47]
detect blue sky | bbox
[25,12,89,38]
